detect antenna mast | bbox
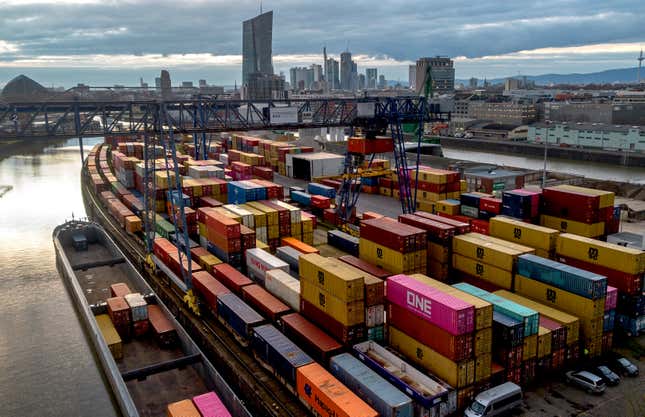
[638,49,644,84]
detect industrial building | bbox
[528,122,645,151]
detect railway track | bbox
[81,153,310,417]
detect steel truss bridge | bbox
[0,96,449,141]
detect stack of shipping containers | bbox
[489,216,559,258]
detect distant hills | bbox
[459,67,643,86]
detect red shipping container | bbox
[437,212,473,226]
[212,264,253,294]
[148,304,176,347]
[107,297,131,327]
[361,218,427,253]
[208,231,242,254]
[321,179,342,189]
[543,187,599,209]
[279,312,343,364]
[198,208,241,238]
[479,197,502,214]
[110,283,132,298]
[398,213,455,242]
[414,211,471,234]
[542,200,600,224]
[241,284,290,321]
[300,298,365,345]
[338,255,390,280]
[388,303,473,361]
[362,211,384,221]
[311,195,331,209]
[347,137,394,154]
[199,196,223,208]
[539,316,567,351]
[301,211,317,229]
[470,219,490,235]
[192,271,231,309]
[556,255,642,295]
[133,319,150,337]
[323,208,338,225]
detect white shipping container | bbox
[286,153,344,180]
[265,269,300,311]
[219,153,229,165]
[366,304,385,327]
[124,293,148,322]
[271,200,302,223]
[245,248,289,282]
[223,204,255,229]
[256,227,268,243]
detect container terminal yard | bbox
[68,111,645,417]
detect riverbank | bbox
[440,137,645,168]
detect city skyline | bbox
[0,1,644,87]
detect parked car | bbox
[465,382,523,417]
[611,357,639,377]
[565,371,606,394]
[591,366,620,386]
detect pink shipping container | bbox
[192,392,232,417]
[386,274,475,335]
[605,286,617,311]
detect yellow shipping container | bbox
[302,232,314,245]
[241,204,268,228]
[540,215,605,238]
[435,200,460,216]
[428,241,450,263]
[581,316,604,341]
[474,353,492,383]
[584,336,603,358]
[427,259,450,281]
[493,290,579,345]
[255,239,270,251]
[474,327,493,356]
[418,169,448,184]
[551,184,615,208]
[299,254,365,302]
[489,216,559,252]
[246,201,278,225]
[522,334,538,361]
[447,191,461,200]
[556,233,645,275]
[389,326,475,389]
[537,326,552,359]
[200,254,222,271]
[213,207,241,223]
[460,180,468,192]
[380,187,392,197]
[417,191,447,203]
[198,222,206,237]
[359,238,426,274]
[302,218,313,233]
[452,233,534,272]
[415,200,436,213]
[451,253,514,290]
[96,314,122,360]
[300,280,365,326]
[410,273,493,331]
[514,275,605,319]
[268,225,280,239]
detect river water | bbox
[0,138,119,417]
[443,147,645,184]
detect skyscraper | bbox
[160,70,171,97]
[378,75,386,89]
[358,74,366,90]
[415,57,455,95]
[325,58,340,90]
[366,68,377,89]
[408,65,416,89]
[340,51,353,90]
[242,11,274,85]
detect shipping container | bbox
[300,280,365,326]
[605,286,618,311]
[167,399,201,417]
[299,298,365,345]
[452,253,514,290]
[556,233,645,275]
[124,293,148,322]
[409,273,493,331]
[359,238,426,275]
[110,282,132,298]
[278,313,343,364]
[537,326,552,358]
[514,275,605,320]
[251,324,313,388]
[388,274,475,335]
[389,326,475,388]
[276,245,302,273]
[414,211,471,234]
[388,303,474,361]
[452,233,534,272]
[556,254,642,295]
[489,216,559,252]
[107,296,131,328]
[216,292,266,343]
[540,215,605,238]
[474,326,493,357]
[299,254,365,302]
[212,263,253,294]
[454,283,539,336]
[330,353,414,417]
[265,269,300,312]
[338,255,390,280]
[353,340,455,413]
[398,213,456,243]
[296,362,378,417]
[361,218,427,253]
[327,230,360,256]
[492,311,525,348]
[494,290,578,346]
[148,304,176,347]
[192,392,232,417]
[245,248,290,284]
[474,353,492,383]
[96,314,122,360]
[281,237,319,254]
[242,284,290,321]
[517,254,607,300]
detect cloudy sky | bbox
[0,0,644,87]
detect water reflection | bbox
[0,137,119,417]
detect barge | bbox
[53,220,251,417]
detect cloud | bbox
[0,40,19,54]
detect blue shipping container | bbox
[167,190,192,207]
[290,191,312,206]
[330,353,414,417]
[327,230,359,256]
[617,293,644,317]
[228,181,256,204]
[251,324,313,387]
[492,311,524,348]
[460,193,482,208]
[454,282,539,337]
[615,313,645,336]
[517,254,607,300]
[216,293,265,341]
[307,183,336,198]
[603,310,615,332]
[275,246,301,273]
[207,241,242,267]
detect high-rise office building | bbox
[311,64,323,83]
[155,77,161,90]
[366,68,377,89]
[358,74,366,90]
[199,79,207,88]
[408,65,416,89]
[340,51,353,90]
[245,73,286,100]
[325,58,340,90]
[415,57,455,95]
[469,77,478,89]
[378,75,386,89]
[242,11,274,85]
[160,70,171,97]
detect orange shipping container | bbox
[166,399,201,417]
[296,363,378,417]
[281,237,319,254]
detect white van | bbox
[465,382,523,417]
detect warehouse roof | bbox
[533,122,642,133]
